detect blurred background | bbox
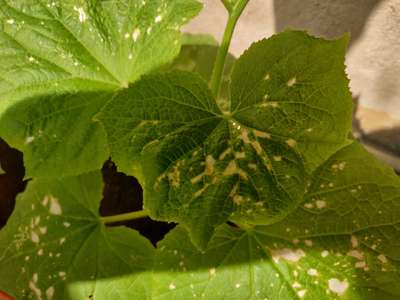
[185,0,400,171]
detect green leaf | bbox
[154,139,400,299]
[260,142,400,246]
[0,0,202,178]
[99,70,308,249]
[0,0,202,102]
[0,172,155,300]
[99,31,353,249]
[152,224,400,299]
[0,92,110,178]
[230,30,353,171]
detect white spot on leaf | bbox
[287,77,297,87]
[132,28,141,42]
[73,6,87,23]
[49,196,62,215]
[328,278,349,296]
[271,248,305,263]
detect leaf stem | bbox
[100,210,149,224]
[210,0,249,97]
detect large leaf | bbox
[231,31,353,171]
[0,0,202,178]
[151,143,400,299]
[152,224,400,300]
[99,31,353,249]
[0,172,155,300]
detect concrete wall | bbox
[184,0,400,118]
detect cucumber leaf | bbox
[0,172,154,300]
[151,143,400,299]
[0,0,202,178]
[99,31,353,249]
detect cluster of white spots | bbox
[223,160,248,180]
[73,6,87,23]
[351,235,358,248]
[297,290,307,298]
[155,15,163,23]
[235,152,246,159]
[63,222,71,228]
[315,200,327,209]
[49,196,62,215]
[132,28,141,42]
[377,254,388,264]
[292,282,307,298]
[248,163,257,170]
[58,272,66,280]
[292,282,301,289]
[321,250,329,257]
[6,19,15,24]
[169,283,176,290]
[286,139,297,147]
[31,231,40,244]
[29,273,42,299]
[328,278,348,296]
[307,268,318,276]
[287,77,297,87]
[39,226,47,234]
[304,239,313,247]
[25,136,35,144]
[303,199,327,210]
[259,101,279,108]
[347,250,364,260]
[232,194,244,205]
[270,248,305,263]
[46,286,55,299]
[219,148,232,160]
[253,129,271,139]
[167,164,181,188]
[331,162,346,172]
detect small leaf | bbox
[0,92,110,178]
[0,172,154,299]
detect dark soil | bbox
[0,139,26,228]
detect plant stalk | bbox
[210,0,249,97]
[100,210,149,224]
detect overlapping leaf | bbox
[0,0,201,178]
[99,31,353,249]
[0,172,154,300]
[151,142,400,300]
